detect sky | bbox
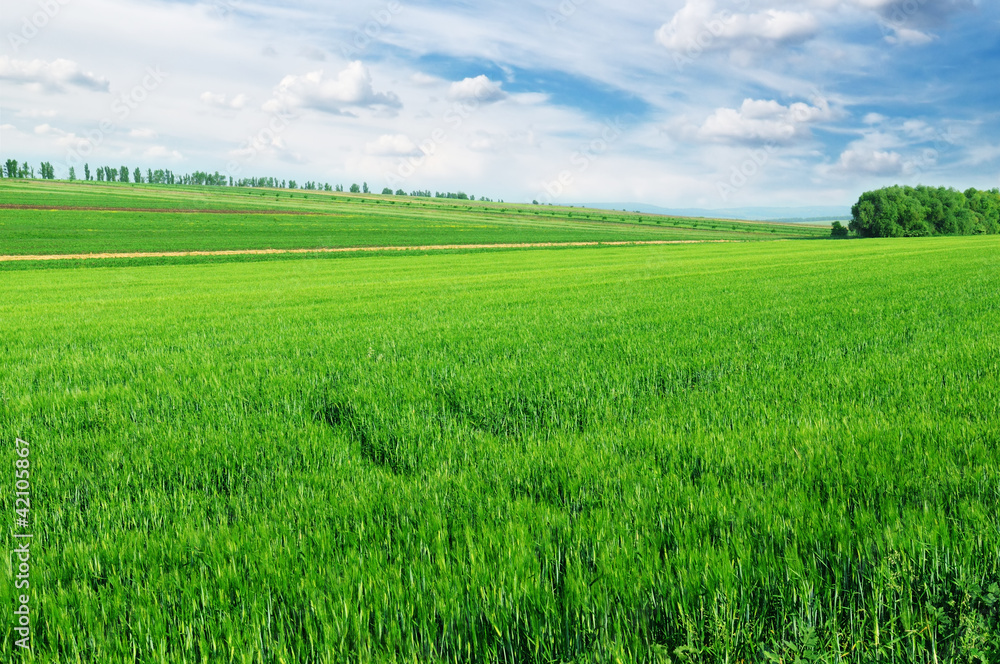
[1,0,999,208]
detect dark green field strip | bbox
[0,180,831,241]
[0,208,792,256]
[1,237,998,662]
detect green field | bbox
[2,221,998,661]
[0,181,829,257]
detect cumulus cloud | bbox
[850,0,974,27]
[0,56,109,93]
[143,145,183,160]
[16,109,57,118]
[411,72,439,86]
[262,61,401,115]
[965,143,1000,166]
[365,134,421,156]
[299,47,327,61]
[845,0,974,45]
[200,91,248,109]
[31,123,93,151]
[826,128,940,176]
[656,0,819,55]
[885,27,936,45]
[448,75,507,103]
[695,97,834,144]
[837,145,906,175]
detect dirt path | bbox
[0,240,739,262]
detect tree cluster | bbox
[1,156,501,202]
[850,185,1000,238]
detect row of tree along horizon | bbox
[6,159,999,235]
[1,159,499,202]
[847,185,1000,238]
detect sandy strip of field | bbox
[0,240,739,262]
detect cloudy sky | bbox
[2,0,998,208]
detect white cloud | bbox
[29,123,92,151]
[656,1,819,54]
[0,56,109,93]
[885,27,935,46]
[965,143,1000,166]
[850,0,975,27]
[448,75,507,104]
[129,128,158,139]
[262,61,401,115]
[299,47,327,61]
[410,72,439,86]
[143,145,183,160]
[695,98,834,144]
[200,91,248,109]
[365,134,421,156]
[836,146,905,175]
[16,109,57,118]
[826,128,938,176]
[844,0,974,45]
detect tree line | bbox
[1,158,499,202]
[849,185,1000,238]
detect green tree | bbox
[69,166,77,181]
[851,187,923,237]
[350,183,360,193]
[362,182,369,194]
[851,185,998,238]
[120,166,129,183]
[4,159,18,178]
[395,189,405,196]
[85,164,91,181]
[381,187,393,195]
[831,221,849,238]
[134,167,143,184]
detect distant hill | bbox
[584,203,852,222]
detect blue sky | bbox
[1,0,998,208]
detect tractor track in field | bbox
[0,240,744,262]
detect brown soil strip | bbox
[0,240,739,262]
[0,204,324,215]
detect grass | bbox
[0,180,829,256]
[2,236,998,662]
